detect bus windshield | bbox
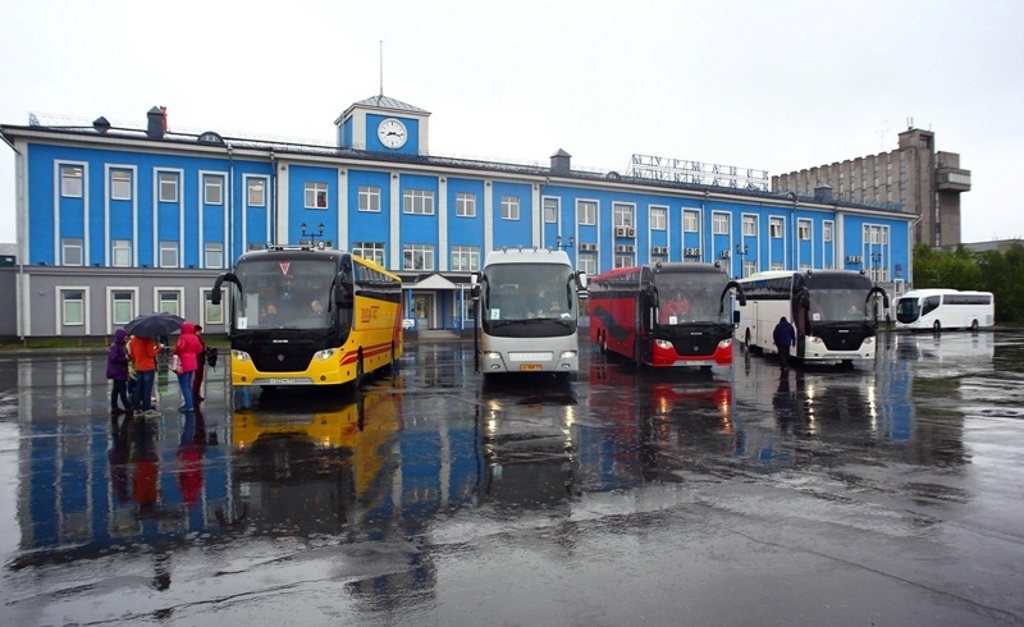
[806,274,873,323]
[654,272,730,324]
[895,297,921,322]
[482,263,575,321]
[235,258,338,330]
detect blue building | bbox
[0,96,914,339]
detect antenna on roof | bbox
[379,40,384,96]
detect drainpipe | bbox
[227,143,235,260]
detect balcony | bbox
[936,167,971,192]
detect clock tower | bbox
[335,94,430,156]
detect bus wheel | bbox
[933,320,941,334]
[971,319,979,332]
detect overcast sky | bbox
[2,0,1022,245]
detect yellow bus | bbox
[213,244,403,388]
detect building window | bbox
[203,289,224,325]
[881,226,889,245]
[204,176,223,205]
[157,290,181,316]
[61,165,83,198]
[578,200,597,226]
[770,217,784,239]
[248,179,266,207]
[501,196,520,220]
[683,210,699,233]
[451,245,480,272]
[651,250,667,264]
[613,203,634,228]
[204,242,223,268]
[650,206,667,231]
[544,198,558,224]
[403,244,435,271]
[159,241,178,268]
[159,172,179,202]
[112,239,132,267]
[743,261,757,278]
[712,213,729,235]
[798,219,812,240]
[743,215,757,236]
[770,262,784,271]
[456,192,476,218]
[353,241,386,266]
[62,238,83,266]
[614,253,633,269]
[403,189,435,215]
[111,169,132,201]
[578,252,597,275]
[305,182,328,209]
[823,221,833,242]
[358,186,381,212]
[111,290,135,326]
[62,290,84,326]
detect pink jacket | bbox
[173,322,204,373]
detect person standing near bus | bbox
[173,322,204,413]
[129,335,162,417]
[773,316,795,372]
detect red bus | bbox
[589,262,745,368]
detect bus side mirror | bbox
[212,272,240,306]
[576,272,588,290]
[470,272,481,300]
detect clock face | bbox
[377,118,408,149]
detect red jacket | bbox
[173,322,204,373]
[128,336,161,372]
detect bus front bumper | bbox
[481,349,579,373]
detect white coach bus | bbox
[735,270,889,365]
[894,289,994,332]
[471,248,587,377]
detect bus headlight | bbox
[809,336,823,344]
[655,340,674,349]
[313,348,337,361]
[717,338,732,350]
[864,337,874,345]
[232,349,252,362]
[560,350,578,359]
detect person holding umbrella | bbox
[129,335,162,417]
[172,321,204,413]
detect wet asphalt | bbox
[1,329,1023,626]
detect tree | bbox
[913,243,1024,322]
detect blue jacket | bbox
[107,329,130,380]
[773,317,795,349]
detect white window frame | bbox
[112,239,132,267]
[358,185,381,212]
[159,240,179,268]
[577,200,597,226]
[823,220,834,243]
[612,202,635,228]
[110,169,132,201]
[683,210,699,233]
[403,189,435,215]
[543,197,559,224]
[450,245,480,272]
[248,178,266,207]
[61,165,83,198]
[201,288,224,326]
[403,243,435,271]
[742,215,757,237]
[204,242,224,269]
[158,171,179,203]
[305,182,328,209]
[743,260,757,278]
[354,241,386,266]
[770,217,784,239]
[578,252,597,275]
[614,253,634,269]
[62,238,84,266]
[204,175,224,205]
[109,287,138,329]
[712,212,730,235]
[501,196,520,221]
[58,287,88,329]
[649,205,667,231]
[798,219,812,241]
[155,288,185,318]
[456,192,477,218]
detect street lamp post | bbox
[734,243,749,278]
[556,235,575,250]
[301,222,325,245]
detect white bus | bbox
[471,248,587,377]
[894,289,994,332]
[735,270,889,364]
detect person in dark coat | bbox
[192,325,206,403]
[106,328,131,414]
[773,316,795,371]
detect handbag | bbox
[170,354,183,375]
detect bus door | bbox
[793,289,809,358]
[638,286,657,364]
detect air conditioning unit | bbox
[652,246,667,255]
[614,227,628,237]
[626,245,635,253]
[720,250,731,259]
[615,245,627,253]
[580,243,597,252]
[627,228,636,238]
[684,247,701,257]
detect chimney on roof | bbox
[550,148,571,175]
[93,116,111,134]
[147,106,165,139]
[813,183,833,202]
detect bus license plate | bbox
[520,364,542,371]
